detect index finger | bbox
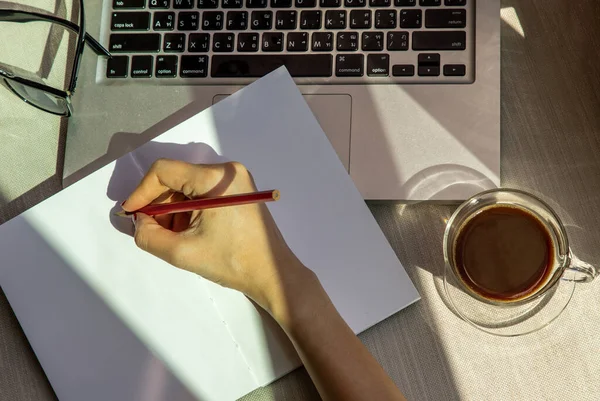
[122,158,197,212]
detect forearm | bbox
[267,266,407,401]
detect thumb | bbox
[133,213,183,265]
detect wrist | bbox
[263,261,329,332]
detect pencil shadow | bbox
[105,139,228,236]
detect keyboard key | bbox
[367,53,389,76]
[412,30,465,50]
[445,0,466,5]
[109,33,160,52]
[111,12,150,30]
[173,0,194,8]
[188,33,210,51]
[300,11,321,29]
[375,10,396,28]
[321,0,341,6]
[164,33,185,51]
[392,64,414,76]
[418,65,439,76]
[149,0,170,8]
[418,52,439,64]
[203,11,224,30]
[312,32,333,51]
[227,11,248,30]
[247,0,267,7]
[387,31,408,50]
[362,31,383,51]
[325,10,346,29]
[212,54,332,77]
[198,0,219,7]
[153,12,175,30]
[335,54,363,77]
[106,55,129,77]
[425,9,466,28]
[251,11,273,29]
[443,64,465,76]
[349,10,371,28]
[295,0,316,7]
[238,32,260,51]
[418,65,437,76]
[344,0,365,6]
[262,32,284,51]
[113,0,145,8]
[336,31,358,51]
[420,0,440,5]
[271,0,292,7]
[213,33,235,51]
[400,9,421,28]
[156,55,178,77]
[178,11,200,30]
[222,0,243,7]
[180,55,209,77]
[369,0,390,6]
[394,0,415,5]
[131,55,153,77]
[275,11,297,29]
[287,32,309,51]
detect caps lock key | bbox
[111,12,151,31]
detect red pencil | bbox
[115,190,280,217]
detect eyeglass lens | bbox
[4,78,69,116]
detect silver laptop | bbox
[64,0,499,200]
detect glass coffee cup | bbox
[443,188,597,336]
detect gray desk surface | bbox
[1,1,599,400]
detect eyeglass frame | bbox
[0,1,112,117]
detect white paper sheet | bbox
[0,68,419,401]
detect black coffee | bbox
[453,205,554,301]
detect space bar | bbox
[211,55,333,78]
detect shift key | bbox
[109,33,161,52]
[412,31,465,50]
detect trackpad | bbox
[213,94,352,171]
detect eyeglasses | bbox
[0,1,111,117]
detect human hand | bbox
[122,159,313,317]
[123,160,406,401]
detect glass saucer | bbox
[443,264,576,337]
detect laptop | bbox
[64,0,500,200]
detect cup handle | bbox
[564,251,598,283]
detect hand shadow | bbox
[106,137,229,237]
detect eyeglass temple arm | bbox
[0,10,112,58]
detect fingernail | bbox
[120,200,126,207]
[131,213,137,227]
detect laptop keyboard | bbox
[100,0,474,84]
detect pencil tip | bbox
[114,210,129,218]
